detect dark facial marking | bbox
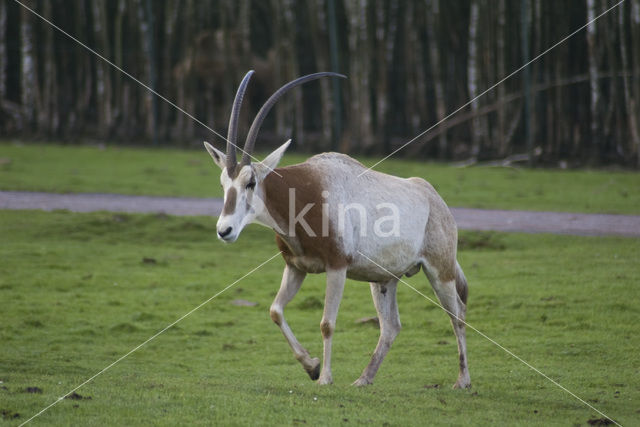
[222,187,237,215]
[246,172,256,190]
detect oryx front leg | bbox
[353,280,401,386]
[270,264,320,380]
[318,267,347,385]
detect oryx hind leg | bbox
[353,279,401,386]
[270,264,320,380]
[423,261,471,389]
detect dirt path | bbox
[1,191,638,237]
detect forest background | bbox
[1,0,639,167]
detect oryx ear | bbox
[254,139,291,180]
[203,141,227,170]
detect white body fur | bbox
[302,153,431,281]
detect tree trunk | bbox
[239,0,251,62]
[112,0,126,135]
[467,0,480,157]
[404,3,418,135]
[140,0,159,144]
[344,0,373,152]
[530,0,542,155]
[621,0,640,166]
[0,0,7,103]
[20,0,39,130]
[178,0,196,139]
[220,0,234,136]
[373,0,387,149]
[553,5,569,160]
[272,0,286,138]
[521,0,533,164]
[426,0,448,158]
[405,2,427,138]
[632,0,640,166]
[74,0,92,134]
[282,0,303,147]
[137,0,151,138]
[602,3,616,147]
[42,0,58,135]
[161,0,180,139]
[270,0,300,144]
[586,0,600,160]
[92,0,113,138]
[496,0,507,156]
[372,0,397,153]
[307,0,333,150]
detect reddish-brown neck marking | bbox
[263,165,347,269]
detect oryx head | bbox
[204,70,344,243]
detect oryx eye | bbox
[246,181,256,190]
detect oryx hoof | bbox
[452,377,471,389]
[352,377,373,387]
[317,374,333,385]
[305,357,321,381]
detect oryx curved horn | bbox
[226,70,255,172]
[240,72,346,166]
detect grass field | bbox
[1,210,638,426]
[1,142,639,214]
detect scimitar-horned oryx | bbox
[203,70,470,388]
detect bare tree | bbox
[92,0,113,137]
[404,1,427,137]
[632,0,640,165]
[307,0,334,149]
[175,0,196,138]
[344,0,373,152]
[531,0,542,152]
[282,0,304,146]
[467,0,480,157]
[372,0,398,153]
[271,0,285,137]
[0,0,6,103]
[426,0,448,158]
[72,0,92,134]
[621,0,640,166]
[20,0,41,130]
[161,0,180,139]
[239,0,251,59]
[41,0,58,134]
[586,0,601,159]
[496,0,507,156]
[112,0,126,135]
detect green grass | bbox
[1,210,638,425]
[1,142,639,214]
